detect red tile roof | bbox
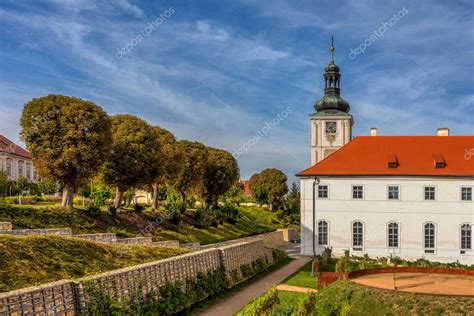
[240,180,251,196]
[0,135,32,159]
[297,136,474,177]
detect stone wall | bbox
[0,240,273,315]
[200,229,295,250]
[73,233,117,243]
[0,228,72,236]
[115,237,153,244]
[0,280,79,315]
[180,242,201,250]
[152,240,180,248]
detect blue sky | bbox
[0,0,473,183]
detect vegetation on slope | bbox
[315,280,474,315]
[0,235,189,292]
[0,205,284,245]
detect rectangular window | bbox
[352,185,363,199]
[461,224,472,250]
[424,186,435,200]
[388,186,399,200]
[18,165,23,177]
[318,185,328,198]
[6,162,11,176]
[461,187,472,201]
[26,166,31,180]
[388,223,399,248]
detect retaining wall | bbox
[73,233,117,243]
[115,237,153,245]
[0,222,12,230]
[0,240,272,315]
[0,228,72,236]
[152,240,180,248]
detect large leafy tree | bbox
[174,140,207,208]
[203,147,240,207]
[20,94,112,207]
[102,115,161,208]
[249,168,288,210]
[150,126,185,209]
[284,182,300,214]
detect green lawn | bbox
[282,259,337,289]
[0,235,189,292]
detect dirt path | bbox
[276,284,317,293]
[199,256,311,316]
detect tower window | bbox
[325,122,337,134]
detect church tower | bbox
[311,37,353,165]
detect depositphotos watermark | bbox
[465,148,474,160]
[349,7,408,60]
[115,7,175,60]
[232,106,292,159]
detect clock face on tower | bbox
[325,121,337,134]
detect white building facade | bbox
[298,43,473,264]
[0,135,38,182]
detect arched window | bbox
[461,224,472,250]
[424,223,435,253]
[352,221,363,251]
[388,222,399,248]
[318,221,328,246]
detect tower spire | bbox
[330,35,335,62]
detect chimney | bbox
[437,128,449,136]
[370,127,377,136]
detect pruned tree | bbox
[249,168,288,210]
[20,94,112,207]
[102,114,161,208]
[203,147,240,207]
[174,140,207,209]
[150,126,185,209]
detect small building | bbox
[0,135,38,182]
[240,180,251,197]
[297,40,473,264]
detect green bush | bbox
[133,203,145,212]
[86,204,101,218]
[167,210,182,225]
[107,205,117,217]
[236,286,279,316]
[293,291,316,316]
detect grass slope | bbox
[0,235,189,292]
[0,205,285,245]
[316,280,474,315]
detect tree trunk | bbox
[61,185,74,207]
[152,182,159,210]
[179,191,186,212]
[114,187,123,209]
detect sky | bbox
[0,0,473,184]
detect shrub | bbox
[107,205,117,217]
[237,286,279,316]
[293,292,316,316]
[272,248,288,263]
[167,210,181,225]
[133,203,145,212]
[335,250,351,272]
[86,204,101,218]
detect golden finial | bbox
[330,35,335,61]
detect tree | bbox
[221,181,245,205]
[150,127,185,209]
[20,94,112,207]
[284,182,300,215]
[174,140,207,209]
[249,168,288,210]
[37,180,58,195]
[203,147,240,207]
[102,114,161,208]
[0,171,8,197]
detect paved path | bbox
[199,254,311,316]
[276,284,317,293]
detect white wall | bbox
[300,176,474,264]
